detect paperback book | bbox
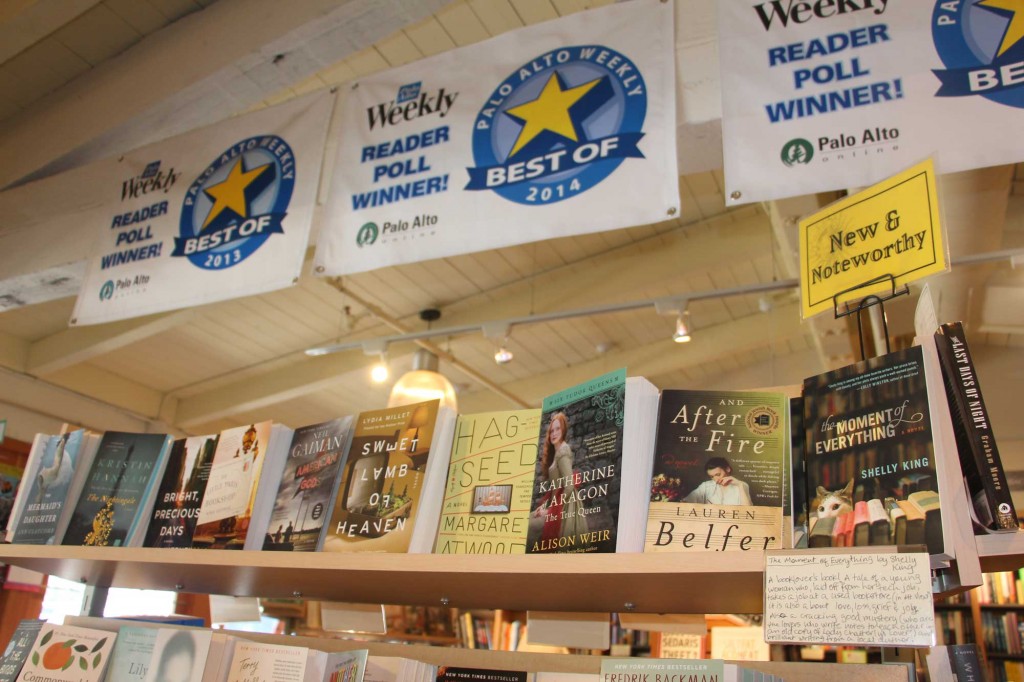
[192,422,273,550]
[15,624,115,682]
[434,409,541,554]
[142,629,212,682]
[143,435,219,548]
[525,369,628,554]
[5,434,47,541]
[264,417,354,552]
[435,667,527,682]
[934,321,1017,532]
[12,430,93,545]
[62,432,172,547]
[322,400,455,553]
[225,640,308,682]
[106,626,157,682]
[0,620,44,682]
[803,346,941,554]
[645,390,788,553]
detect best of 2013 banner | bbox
[719,1,1024,205]
[72,92,333,325]
[314,0,678,276]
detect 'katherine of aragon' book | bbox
[644,390,788,552]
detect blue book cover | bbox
[62,432,171,547]
[0,619,45,682]
[12,430,88,545]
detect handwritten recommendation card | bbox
[763,551,935,647]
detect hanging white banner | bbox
[314,0,678,276]
[719,2,1024,205]
[71,92,333,325]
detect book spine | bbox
[935,323,1017,530]
[853,500,869,547]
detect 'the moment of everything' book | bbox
[264,417,354,552]
[322,400,455,553]
[526,369,630,554]
[645,390,788,552]
[143,435,218,548]
[192,422,274,550]
[0,620,44,682]
[62,432,173,548]
[15,623,115,682]
[803,346,941,554]
[12,430,96,545]
[434,409,541,554]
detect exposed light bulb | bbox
[494,346,514,365]
[673,312,692,343]
[370,362,389,383]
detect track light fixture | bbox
[494,345,514,365]
[483,321,514,366]
[673,311,692,343]
[362,339,390,384]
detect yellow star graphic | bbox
[978,0,1024,57]
[202,158,272,230]
[504,73,602,158]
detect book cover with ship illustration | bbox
[803,346,940,553]
[525,369,626,554]
[192,422,273,550]
[322,400,441,553]
[263,417,353,552]
[645,390,788,552]
[434,409,541,554]
[143,435,218,548]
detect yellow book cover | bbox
[434,409,541,554]
[322,400,440,553]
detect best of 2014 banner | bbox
[72,92,333,325]
[719,1,1024,205]
[314,0,678,276]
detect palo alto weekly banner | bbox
[719,2,1024,205]
[71,92,333,325]
[314,0,678,276]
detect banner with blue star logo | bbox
[314,0,678,276]
[70,92,333,325]
[719,0,1024,204]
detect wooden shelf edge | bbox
[0,545,767,614]
[976,532,1024,573]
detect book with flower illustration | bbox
[644,390,788,553]
[321,400,456,553]
[14,623,116,682]
[61,432,173,548]
[434,409,541,554]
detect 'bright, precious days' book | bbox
[645,390,788,552]
[322,400,455,553]
[434,409,541,554]
[62,431,173,548]
[525,369,628,554]
[143,435,219,548]
[15,624,116,682]
[803,345,941,555]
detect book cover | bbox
[225,641,308,682]
[322,651,367,682]
[435,667,527,682]
[106,627,157,682]
[434,409,541,554]
[525,369,627,554]
[15,624,115,682]
[142,629,212,682]
[0,450,27,537]
[0,620,44,682]
[192,422,273,549]
[62,432,171,547]
[935,322,1018,531]
[645,390,787,553]
[788,396,808,549]
[144,435,217,548]
[803,346,941,555]
[599,659,724,682]
[264,418,353,552]
[807,516,835,548]
[322,400,441,553]
[12,430,88,545]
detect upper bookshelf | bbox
[0,545,766,614]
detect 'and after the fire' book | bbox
[644,390,788,553]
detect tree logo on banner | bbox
[356,222,379,247]
[780,138,815,167]
[467,45,647,206]
[933,0,1024,108]
[173,136,295,270]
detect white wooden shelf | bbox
[0,545,766,614]
[976,532,1024,573]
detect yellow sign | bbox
[799,159,946,319]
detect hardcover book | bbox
[62,432,172,547]
[645,390,788,553]
[192,422,273,550]
[434,409,541,554]
[804,346,941,554]
[322,400,453,553]
[0,620,44,682]
[12,430,92,545]
[142,629,212,682]
[143,435,218,548]
[264,417,353,552]
[106,627,157,682]
[225,641,309,682]
[525,369,627,554]
[15,624,115,682]
[935,322,1018,531]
